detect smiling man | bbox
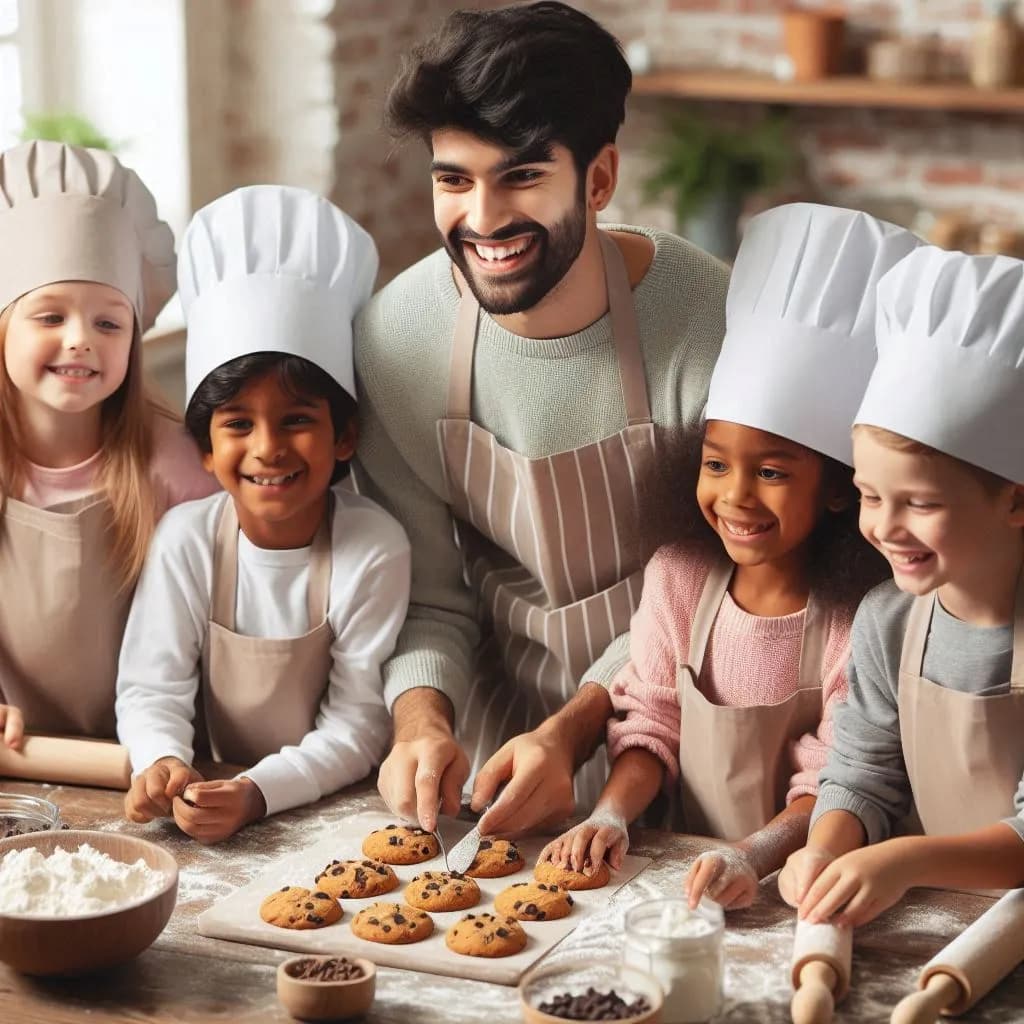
[354,1,729,837]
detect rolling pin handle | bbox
[791,959,838,1024]
[890,972,963,1024]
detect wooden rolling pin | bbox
[791,920,853,1024]
[0,735,131,789]
[891,889,1024,1023]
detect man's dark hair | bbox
[385,1,632,173]
[184,352,357,483]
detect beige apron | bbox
[199,495,334,766]
[437,231,657,809]
[898,584,1024,836]
[675,560,829,841]
[0,493,130,738]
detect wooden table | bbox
[1,778,1022,1023]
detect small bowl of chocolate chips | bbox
[519,957,663,1023]
[0,794,60,840]
[277,954,376,1021]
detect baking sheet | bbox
[197,810,650,985]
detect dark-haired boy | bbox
[355,1,729,837]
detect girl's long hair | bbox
[0,302,175,592]
[638,423,888,613]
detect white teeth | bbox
[722,519,771,537]
[51,367,94,378]
[890,552,930,565]
[246,471,300,486]
[474,238,531,261]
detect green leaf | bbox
[20,113,116,151]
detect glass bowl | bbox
[519,957,664,1024]
[0,794,60,839]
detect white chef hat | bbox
[706,203,924,466]
[179,185,378,406]
[0,140,176,330]
[856,246,1024,483]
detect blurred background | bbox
[2,0,1023,404]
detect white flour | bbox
[0,843,167,916]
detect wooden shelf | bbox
[632,70,1024,113]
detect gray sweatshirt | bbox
[813,580,1024,843]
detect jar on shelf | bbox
[622,898,725,1024]
[970,0,1021,88]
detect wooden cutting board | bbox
[197,810,651,985]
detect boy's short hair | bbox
[385,1,631,174]
[184,353,357,483]
[855,424,1011,495]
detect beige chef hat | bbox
[0,140,176,331]
[707,203,924,467]
[856,246,1024,483]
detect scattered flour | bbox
[0,843,167,916]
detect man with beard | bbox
[354,1,728,838]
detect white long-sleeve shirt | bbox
[115,485,411,815]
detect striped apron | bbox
[437,230,656,810]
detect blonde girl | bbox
[0,141,216,746]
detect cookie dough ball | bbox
[259,886,342,930]
[362,824,440,865]
[464,838,525,878]
[494,881,574,921]
[445,912,528,958]
[534,858,610,890]
[404,871,481,912]
[351,901,434,944]
[314,859,399,900]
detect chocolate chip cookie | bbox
[463,837,524,878]
[259,886,342,930]
[445,912,528,958]
[314,858,399,900]
[494,881,574,921]
[350,901,434,944]
[362,824,440,865]
[534,858,611,890]
[403,870,481,912]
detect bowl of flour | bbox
[0,830,178,975]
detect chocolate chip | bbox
[385,824,397,830]
[524,903,538,916]
[304,902,314,909]
[513,901,523,910]
[382,925,391,933]
[313,893,330,900]
[367,917,379,925]
[537,911,547,920]
[393,913,406,924]
[388,836,399,845]
[341,890,351,899]
[478,840,493,851]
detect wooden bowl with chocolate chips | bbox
[277,954,376,1020]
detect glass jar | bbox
[0,793,61,840]
[622,898,724,1024]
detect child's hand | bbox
[798,841,912,927]
[0,704,24,750]
[537,809,629,873]
[125,757,203,823]
[685,847,759,910]
[172,778,267,845]
[778,845,836,907]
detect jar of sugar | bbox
[622,898,724,1024]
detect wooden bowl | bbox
[277,955,377,1021]
[0,829,178,976]
[519,958,664,1024]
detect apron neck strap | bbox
[444,230,651,425]
[211,495,334,630]
[688,560,828,686]
[1009,571,1024,691]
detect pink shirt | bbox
[607,543,853,805]
[20,413,218,514]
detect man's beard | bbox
[444,202,587,317]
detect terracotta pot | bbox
[783,7,846,81]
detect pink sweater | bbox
[607,543,853,805]
[19,412,218,513]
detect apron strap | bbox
[444,231,652,426]
[211,495,334,631]
[686,559,733,681]
[1009,570,1024,692]
[899,593,935,680]
[796,593,830,691]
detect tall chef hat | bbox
[706,202,924,466]
[856,246,1024,483]
[179,185,378,407]
[0,140,176,330]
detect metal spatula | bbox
[446,783,506,875]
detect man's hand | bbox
[172,778,267,845]
[798,840,914,927]
[0,704,24,750]
[124,756,204,823]
[686,847,760,910]
[378,688,469,832]
[538,808,629,873]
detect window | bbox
[0,0,21,149]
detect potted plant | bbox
[20,113,115,151]
[643,109,795,260]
